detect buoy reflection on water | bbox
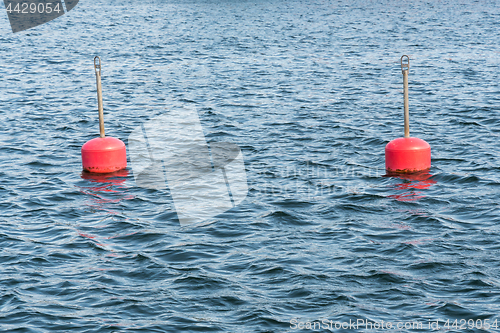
[387,171,436,202]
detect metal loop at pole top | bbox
[401,55,410,73]
[94,56,101,76]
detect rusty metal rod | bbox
[401,55,410,138]
[94,56,105,138]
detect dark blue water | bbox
[1,0,500,331]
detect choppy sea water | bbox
[1,0,500,332]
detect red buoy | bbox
[385,56,431,174]
[82,137,127,173]
[386,137,430,173]
[81,57,127,174]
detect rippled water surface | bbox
[1,0,500,332]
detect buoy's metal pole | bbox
[401,55,410,138]
[94,56,105,138]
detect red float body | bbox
[81,137,127,173]
[385,137,431,174]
